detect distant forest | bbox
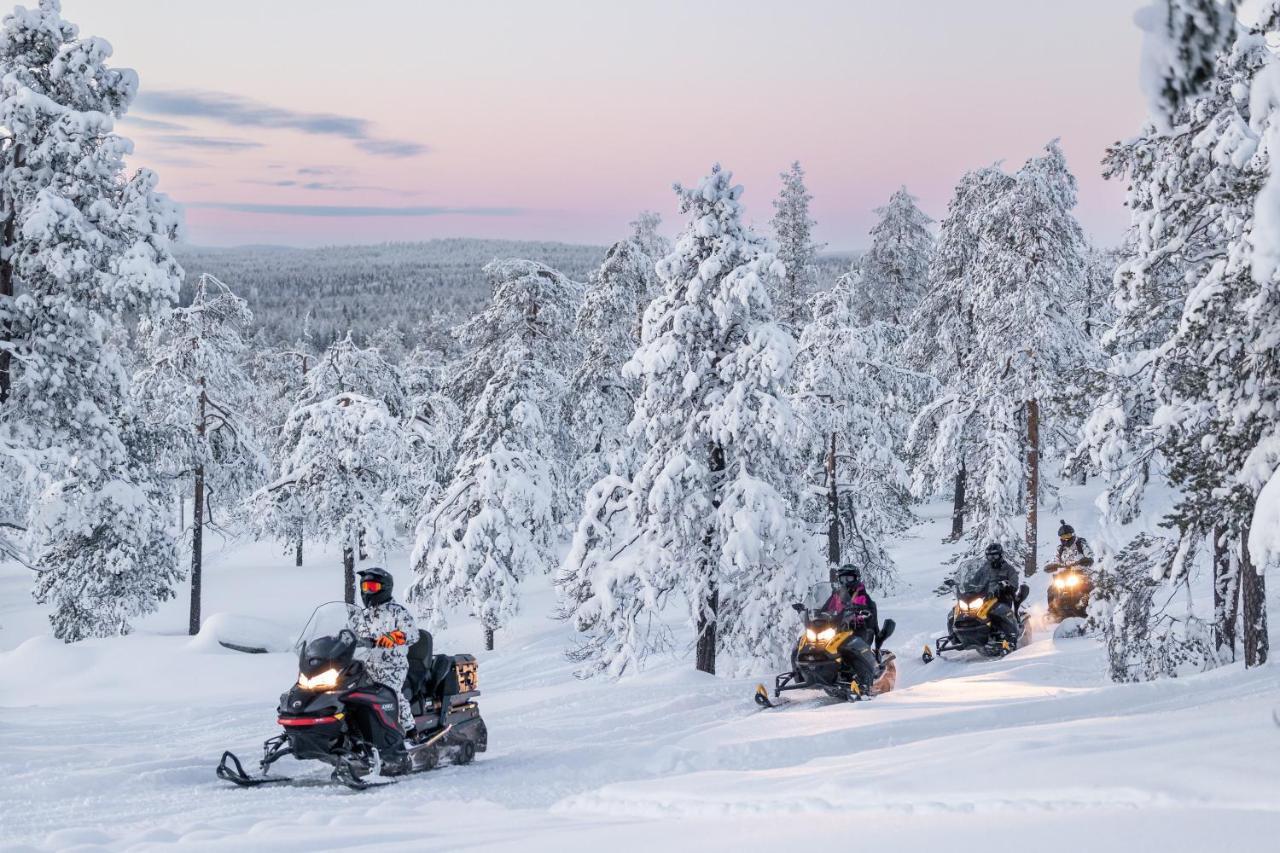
[175,240,859,358]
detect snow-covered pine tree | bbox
[255,335,409,604]
[566,238,658,496]
[567,165,820,676]
[770,162,822,330]
[792,270,926,591]
[852,186,934,326]
[628,210,672,272]
[1084,22,1271,671]
[400,346,460,531]
[1136,0,1238,130]
[133,275,264,635]
[0,0,185,639]
[411,259,576,650]
[909,146,1094,568]
[904,166,1009,544]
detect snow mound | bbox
[188,613,294,654]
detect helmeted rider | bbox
[349,567,418,738]
[823,565,880,643]
[1053,520,1095,570]
[983,542,1024,642]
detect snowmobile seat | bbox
[404,631,434,701]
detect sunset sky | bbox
[70,0,1149,249]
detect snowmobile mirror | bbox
[791,602,806,614]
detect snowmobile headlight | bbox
[297,668,340,691]
[966,597,985,611]
[805,628,818,642]
[1054,575,1080,590]
[816,627,837,642]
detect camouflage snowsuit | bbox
[1056,537,1095,568]
[350,600,418,732]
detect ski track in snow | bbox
[1,487,1277,852]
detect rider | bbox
[1053,521,1095,570]
[350,567,419,740]
[824,565,880,644]
[983,542,1024,643]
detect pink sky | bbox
[71,0,1148,249]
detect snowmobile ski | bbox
[216,750,294,787]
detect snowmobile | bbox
[922,560,1031,663]
[217,602,487,790]
[1044,560,1093,621]
[755,582,897,708]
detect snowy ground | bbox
[2,488,1277,852]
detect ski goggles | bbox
[360,580,384,593]
[1059,533,1074,542]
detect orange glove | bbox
[375,630,407,649]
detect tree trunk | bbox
[189,378,207,636]
[1024,398,1039,577]
[695,584,718,675]
[1211,526,1238,660]
[343,546,355,605]
[358,528,368,562]
[696,441,725,675]
[826,431,839,577]
[189,464,204,636]
[0,143,22,406]
[949,461,966,541]
[178,492,185,533]
[1240,528,1269,668]
[295,535,303,567]
[484,626,494,651]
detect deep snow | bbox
[1,487,1277,852]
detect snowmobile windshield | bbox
[294,601,361,652]
[804,583,846,615]
[955,558,998,597]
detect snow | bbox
[1,484,1277,851]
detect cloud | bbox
[134,89,427,158]
[155,134,264,151]
[297,166,339,176]
[242,178,417,195]
[187,202,522,218]
[120,115,189,132]
[356,139,429,158]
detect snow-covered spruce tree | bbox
[255,336,409,604]
[133,275,264,634]
[1136,0,1238,131]
[792,270,926,591]
[412,259,576,650]
[628,210,672,272]
[567,165,820,676]
[247,337,317,566]
[565,238,658,496]
[1083,25,1271,671]
[908,146,1095,568]
[399,346,460,531]
[770,161,822,330]
[904,166,1009,545]
[852,186,934,326]
[0,0,185,640]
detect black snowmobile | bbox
[217,602,487,790]
[1044,560,1093,621]
[755,582,897,708]
[922,560,1031,662]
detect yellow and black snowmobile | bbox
[922,559,1031,662]
[755,582,898,708]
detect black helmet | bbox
[357,566,394,608]
[985,542,1004,561]
[835,564,862,590]
[1058,520,1075,542]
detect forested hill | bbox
[174,240,859,355]
[174,239,609,352]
